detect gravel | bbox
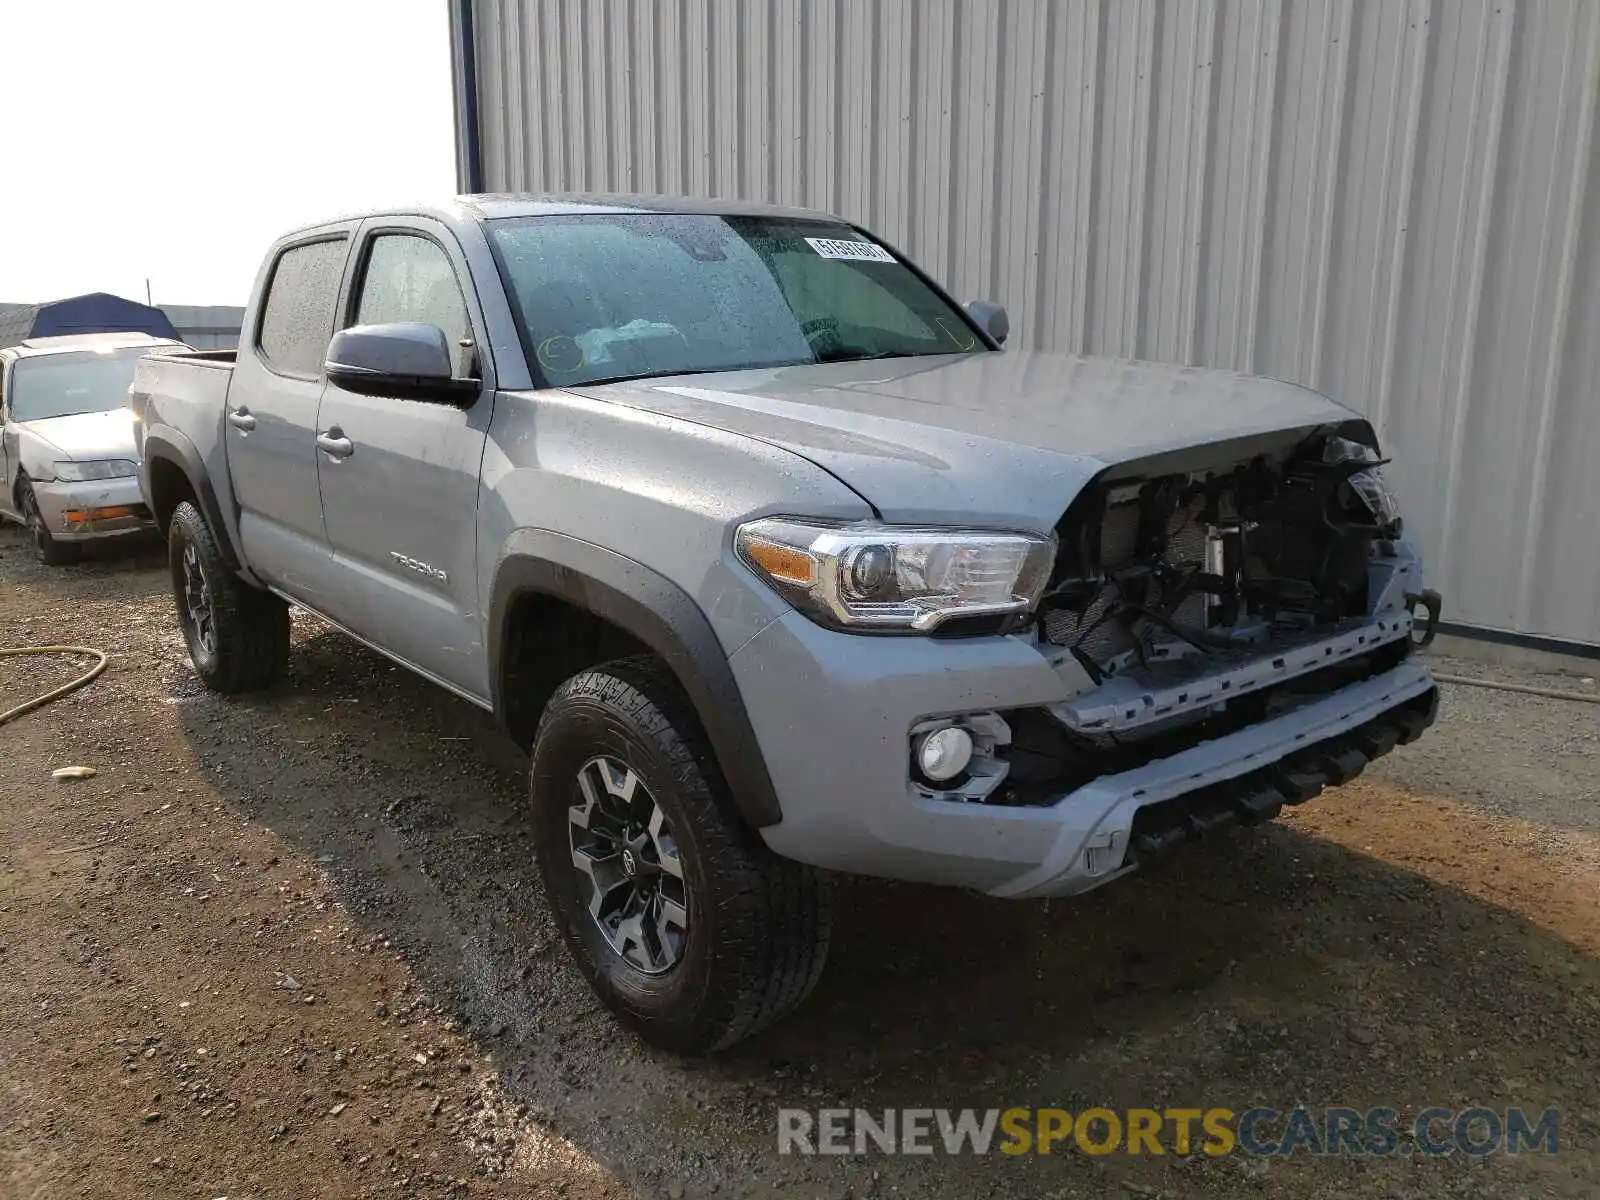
[1,523,1596,1198]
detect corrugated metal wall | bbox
[468,0,1600,647]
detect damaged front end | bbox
[910,420,1441,894]
[1041,420,1412,684]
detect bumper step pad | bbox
[1127,686,1438,863]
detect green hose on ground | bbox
[0,646,109,727]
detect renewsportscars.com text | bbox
[778,1106,1559,1158]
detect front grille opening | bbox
[990,638,1411,807]
[1038,434,1396,680]
[1043,494,1213,667]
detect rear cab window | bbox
[256,237,349,378]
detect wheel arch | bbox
[139,429,242,573]
[489,529,783,829]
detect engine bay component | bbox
[1038,428,1404,678]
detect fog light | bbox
[914,726,974,783]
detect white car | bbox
[0,332,183,564]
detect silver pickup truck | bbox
[132,195,1440,1053]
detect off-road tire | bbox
[168,500,289,693]
[530,656,831,1054]
[18,481,80,566]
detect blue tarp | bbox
[0,293,180,348]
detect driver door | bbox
[312,220,496,701]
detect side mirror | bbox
[324,322,479,405]
[965,300,1009,346]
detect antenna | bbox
[145,278,153,306]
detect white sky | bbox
[0,0,455,307]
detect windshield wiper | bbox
[572,366,713,387]
[569,350,920,388]
[808,348,909,364]
[572,355,848,386]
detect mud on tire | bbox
[168,500,289,693]
[529,656,831,1054]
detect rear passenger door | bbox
[312,220,495,701]
[227,229,354,590]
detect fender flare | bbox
[139,427,245,574]
[489,529,783,828]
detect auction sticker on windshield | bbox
[805,237,897,263]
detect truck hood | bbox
[570,351,1360,532]
[17,408,139,462]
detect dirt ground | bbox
[1,523,1597,1200]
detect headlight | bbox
[53,459,138,482]
[736,518,1056,632]
[1323,437,1401,529]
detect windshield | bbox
[487,214,986,386]
[7,347,155,421]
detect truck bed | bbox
[130,348,243,557]
[131,349,237,435]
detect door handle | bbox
[316,429,354,459]
[227,407,256,432]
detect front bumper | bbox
[732,611,1437,898]
[32,476,155,541]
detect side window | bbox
[354,234,474,377]
[257,238,348,377]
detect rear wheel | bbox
[530,657,831,1053]
[18,481,80,566]
[168,500,289,692]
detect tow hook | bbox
[1406,588,1443,648]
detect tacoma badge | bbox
[389,551,447,583]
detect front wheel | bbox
[18,482,80,566]
[168,500,289,693]
[530,657,831,1053]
